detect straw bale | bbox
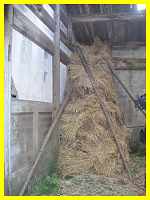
[58,38,129,178]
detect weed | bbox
[30,173,59,195]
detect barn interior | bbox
[4,4,146,196]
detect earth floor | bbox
[57,154,145,196]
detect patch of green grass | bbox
[47,160,58,176]
[30,173,59,195]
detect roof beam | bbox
[78,5,92,43]
[112,46,145,59]
[112,42,146,49]
[84,5,95,41]
[13,6,70,65]
[72,13,145,23]
[26,5,71,50]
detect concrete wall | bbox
[114,69,145,126]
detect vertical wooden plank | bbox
[52,4,60,117]
[78,5,91,43]
[33,112,39,158]
[67,15,75,44]
[4,5,13,195]
[67,17,72,42]
[107,21,113,45]
[84,5,95,42]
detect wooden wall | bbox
[5,4,72,195]
[67,5,145,45]
[112,45,145,127]
[10,100,53,194]
[114,69,145,127]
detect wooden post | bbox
[4,5,13,195]
[19,88,72,195]
[107,21,113,45]
[78,5,92,43]
[68,17,74,43]
[84,5,95,42]
[33,112,39,158]
[52,4,60,118]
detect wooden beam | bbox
[113,57,146,69]
[50,4,69,27]
[53,5,60,116]
[68,16,75,43]
[60,50,70,65]
[114,66,145,70]
[13,7,70,65]
[112,42,146,49]
[19,86,72,195]
[33,112,39,158]
[84,5,95,41]
[26,5,55,32]
[99,5,104,14]
[60,5,69,27]
[13,7,54,54]
[72,13,145,23]
[4,5,13,195]
[78,5,92,43]
[26,4,71,50]
[112,46,145,59]
[106,21,113,44]
[12,99,53,114]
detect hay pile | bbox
[58,38,129,178]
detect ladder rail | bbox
[73,44,132,180]
[102,58,146,117]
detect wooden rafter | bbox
[78,5,92,43]
[72,13,145,23]
[84,4,95,42]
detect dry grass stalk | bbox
[58,38,129,178]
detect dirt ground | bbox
[58,154,145,196]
